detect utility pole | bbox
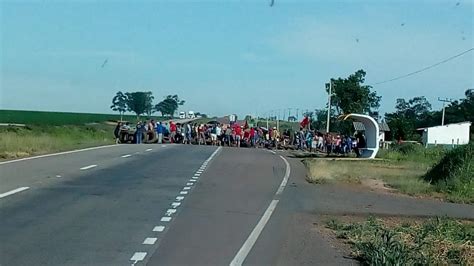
[437,97,453,126]
[266,112,269,129]
[325,81,332,133]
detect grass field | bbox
[303,144,473,204]
[0,124,115,159]
[0,109,165,125]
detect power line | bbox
[373,47,474,85]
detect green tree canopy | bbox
[385,96,433,140]
[328,70,381,115]
[110,91,127,121]
[125,91,154,119]
[154,95,185,117]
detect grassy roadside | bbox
[0,125,115,159]
[325,216,474,265]
[0,109,167,126]
[303,143,473,204]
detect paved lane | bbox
[0,145,218,266]
[0,144,170,195]
[147,148,286,266]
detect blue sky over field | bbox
[1,0,472,118]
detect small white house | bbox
[418,122,471,147]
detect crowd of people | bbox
[113,120,367,157]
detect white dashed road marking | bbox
[166,209,177,216]
[128,147,222,265]
[79,164,97,170]
[161,217,172,222]
[153,226,165,232]
[130,252,147,264]
[146,148,153,152]
[0,187,30,199]
[143,237,157,245]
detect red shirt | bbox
[250,128,255,137]
[234,126,242,136]
[170,123,177,132]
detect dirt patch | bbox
[360,178,396,194]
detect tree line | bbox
[308,70,473,141]
[385,90,473,141]
[110,91,185,120]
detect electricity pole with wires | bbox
[438,97,453,126]
[325,81,332,133]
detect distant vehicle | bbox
[179,111,186,119]
[188,111,196,119]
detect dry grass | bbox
[303,159,434,197]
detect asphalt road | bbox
[1,145,473,266]
[1,144,309,266]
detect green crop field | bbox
[0,110,165,126]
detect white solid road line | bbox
[79,164,97,170]
[276,156,291,196]
[121,154,132,158]
[230,200,280,266]
[0,187,30,199]
[0,144,119,165]
[229,155,291,266]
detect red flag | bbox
[300,116,310,127]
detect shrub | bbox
[424,143,474,203]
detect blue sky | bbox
[1,0,473,118]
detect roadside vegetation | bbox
[325,216,474,265]
[304,143,473,204]
[0,110,144,126]
[0,125,114,159]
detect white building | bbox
[418,122,471,147]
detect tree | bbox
[328,70,381,115]
[385,96,432,140]
[124,91,154,119]
[154,95,185,117]
[110,91,127,121]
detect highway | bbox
[1,144,473,266]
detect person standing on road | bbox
[234,125,242,148]
[114,122,122,144]
[135,121,144,144]
[156,122,164,144]
[210,124,218,146]
[216,124,222,146]
[170,121,177,143]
